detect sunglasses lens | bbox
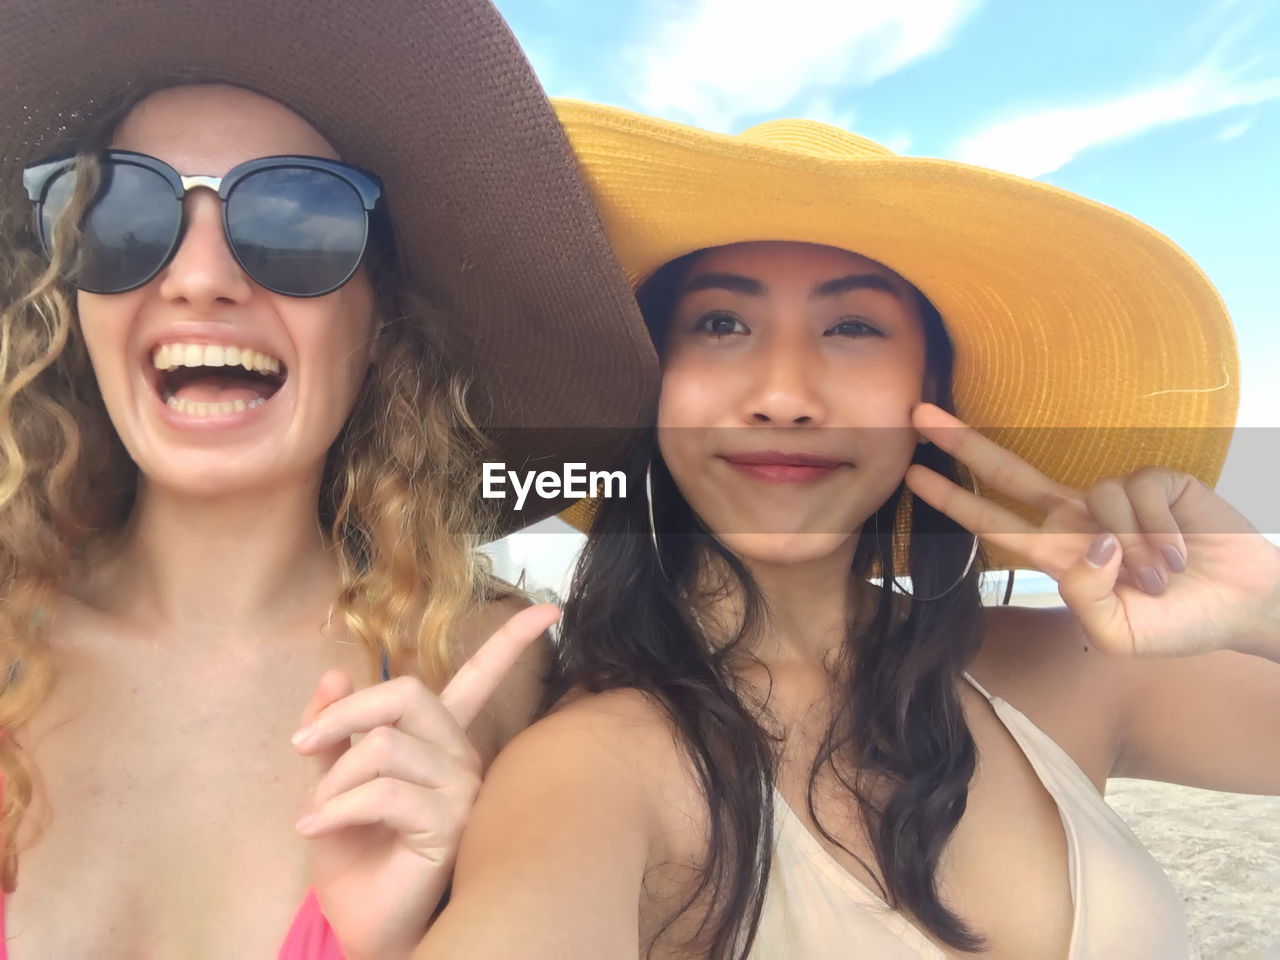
[41,161,180,293]
[227,167,368,297]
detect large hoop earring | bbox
[875,473,980,603]
[645,458,670,580]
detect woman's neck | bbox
[75,474,341,641]
[696,535,868,668]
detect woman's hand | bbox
[906,403,1280,660]
[291,603,561,960]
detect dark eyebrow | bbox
[811,273,901,300]
[680,272,766,296]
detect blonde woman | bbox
[0,5,654,958]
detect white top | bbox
[747,673,1189,959]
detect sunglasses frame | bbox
[22,150,384,297]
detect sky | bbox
[486,0,1280,594]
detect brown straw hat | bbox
[0,0,658,535]
[554,101,1240,569]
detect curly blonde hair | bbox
[0,86,502,890]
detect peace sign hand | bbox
[905,403,1280,659]
[291,603,561,960]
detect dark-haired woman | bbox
[416,105,1280,960]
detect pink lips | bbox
[720,450,848,484]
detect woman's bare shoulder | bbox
[971,604,1130,780]
[975,603,1122,678]
[528,687,698,797]
[512,685,709,856]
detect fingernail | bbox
[295,813,318,834]
[1085,533,1118,568]
[1161,545,1187,573]
[1138,566,1165,596]
[291,724,315,748]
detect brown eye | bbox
[695,312,748,337]
[825,317,882,338]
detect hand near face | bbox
[291,603,561,960]
[906,403,1280,660]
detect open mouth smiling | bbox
[151,342,287,418]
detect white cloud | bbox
[628,0,981,131]
[1214,117,1253,141]
[952,60,1280,179]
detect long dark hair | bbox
[542,249,988,957]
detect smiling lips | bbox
[720,450,849,483]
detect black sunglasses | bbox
[22,150,383,298]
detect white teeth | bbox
[150,342,283,375]
[163,395,268,417]
[154,343,281,418]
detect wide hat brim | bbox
[0,0,658,537]
[553,100,1240,571]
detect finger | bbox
[296,674,465,756]
[1085,479,1168,596]
[1056,533,1137,656]
[912,403,1079,514]
[295,671,356,780]
[905,463,1035,539]
[440,602,560,730]
[296,777,464,843]
[297,603,560,750]
[300,670,356,727]
[308,724,476,810]
[1125,468,1190,574]
[906,462,1077,571]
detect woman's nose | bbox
[156,191,253,308]
[742,337,827,425]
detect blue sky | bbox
[488,0,1280,589]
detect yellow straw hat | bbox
[555,99,1239,569]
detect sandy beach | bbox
[1106,780,1280,959]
